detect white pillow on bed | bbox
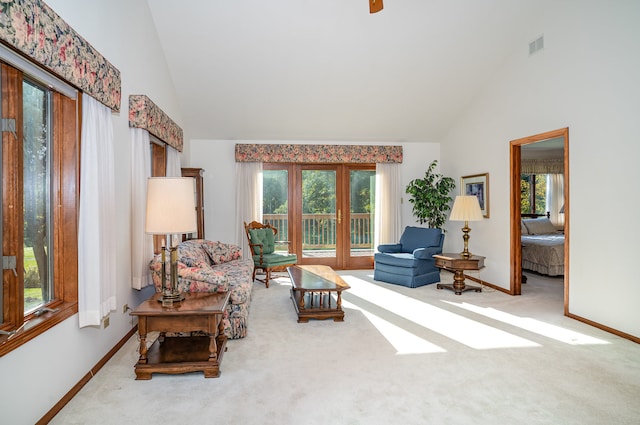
[523,217,557,235]
[521,221,529,235]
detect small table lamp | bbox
[449,195,484,259]
[145,177,197,305]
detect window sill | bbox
[0,302,77,357]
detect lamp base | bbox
[158,290,185,307]
[460,221,472,259]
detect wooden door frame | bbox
[510,128,569,314]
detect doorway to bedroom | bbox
[510,128,569,313]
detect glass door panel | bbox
[346,168,375,268]
[22,80,52,314]
[301,168,338,264]
[263,168,290,253]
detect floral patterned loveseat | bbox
[149,239,254,339]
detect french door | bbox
[263,163,375,269]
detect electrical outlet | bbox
[103,316,110,328]
[123,304,129,313]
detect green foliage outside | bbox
[349,170,375,214]
[25,287,43,311]
[520,174,547,214]
[263,170,289,214]
[263,169,374,215]
[24,247,43,310]
[23,81,50,305]
[302,170,336,214]
[262,169,375,248]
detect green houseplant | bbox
[405,160,456,229]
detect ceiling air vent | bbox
[529,35,544,56]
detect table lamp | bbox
[145,177,197,305]
[449,195,484,259]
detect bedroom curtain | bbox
[521,158,563,174]
[375,163,402,249]
[546,174,565,227]
[78,94,116,327]
[166,145,182,177]
[130,128,153,290]
[235,162,263,257]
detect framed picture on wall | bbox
[461,173,490,218]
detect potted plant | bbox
[405,160,456,229]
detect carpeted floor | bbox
[50,270,640,425]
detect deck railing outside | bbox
[263,213,373,250]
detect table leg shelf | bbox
[134,335,227,380]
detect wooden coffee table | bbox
[287,265,350,323]
[130,291,230,380]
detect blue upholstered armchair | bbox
[373,226,444,288]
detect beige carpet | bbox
[51,271,640,425]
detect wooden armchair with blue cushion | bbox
[244,221,297,288]
[373,226,444,288]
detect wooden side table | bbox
[434,253,485,295]
[130,291,230,379]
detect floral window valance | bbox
[129,95,183,152]
[521,159,564,174]
[0,0,121,111]
[235,144,403,163]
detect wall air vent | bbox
[529,35,544,56]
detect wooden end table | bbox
[287,265,350,323]
[130,291,230,380]
[434,253,485,295]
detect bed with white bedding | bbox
[521,217,564,276]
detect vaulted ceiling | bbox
[146,0,549,142]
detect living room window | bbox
[0,61,79,356]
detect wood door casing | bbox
[510,128,569,315]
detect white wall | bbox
[188,140,440,246]
[440,0,640,338]
[0,1,182,423]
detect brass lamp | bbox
[145,177,197,306]
[449,195,484,259]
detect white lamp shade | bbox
[145,177,198,234]
[449,195,484,222]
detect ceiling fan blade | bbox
[370,0,383,13]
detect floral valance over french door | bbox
[235,144,403,163]
[129,95,183,151]
[0,0,121,111]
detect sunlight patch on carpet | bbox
[342,299,446,355]
[341,275,540,350]
[442,301,610,346]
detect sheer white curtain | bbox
[130,128,153,289]
[375,163,402,249]
[78,94,116,327]
[166,145,182,177]
[235,162,263,257]
[546,173,565,227]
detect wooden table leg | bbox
[208,315,218,362]
[437,269,482,295]
[138,317,148,364]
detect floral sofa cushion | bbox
[177,239,211,267]
[149,239,254,339]
[202,240,243,264]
